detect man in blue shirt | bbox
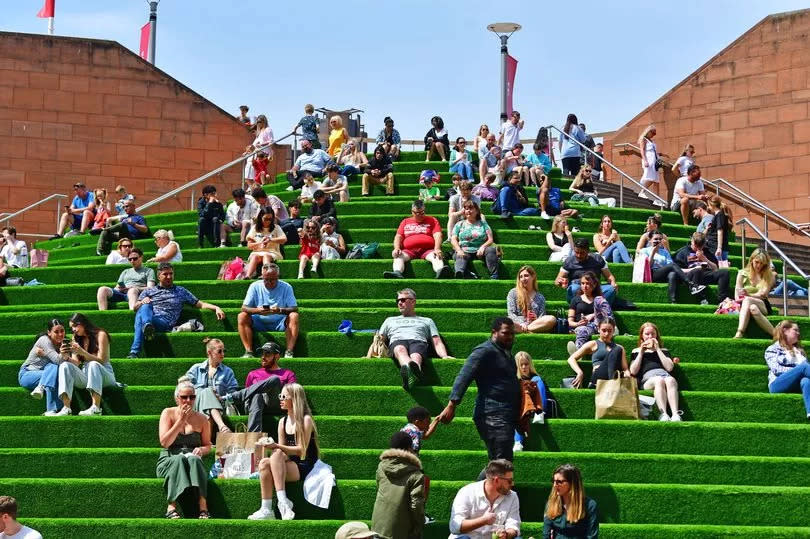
[237,262,299,359]
[436,317,520,464]
[127,262,225,358]
[287,139,333,190]
[53,182,96,238]
[96,200,149,255]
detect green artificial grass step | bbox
[18,519,810,539]
[4,477,810,526]
[1,385,802,424]
[5,447,810,488]
[1,415,808,457]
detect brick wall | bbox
[603,9,810,244]
[0,32,289,237]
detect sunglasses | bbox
[552,479,569,485]
[127,256,139,261]
[278,394,291,401]
[214,348,225,354]
[396,297,412,304]
[120,244,132,248]
[178,394,196,401]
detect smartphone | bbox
[263,304,270,310]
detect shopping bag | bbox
[215,424,266,457]
[718,260,730,269]
[632,254,651,283]
[30,249,48,268]
[594,372,640,420]
[222,450,253,479]
[365,331,390,358]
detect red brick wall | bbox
[0,32,289,236]
[603,10,810,244]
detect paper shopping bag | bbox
[594,372,640,420]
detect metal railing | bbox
[135,131,295,215]
[0,193,68,235]
[548,126,668,207]
[737,217,809,317]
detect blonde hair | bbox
[774,319,803,352]
[637,322,663,349]
[515,351,538,378]
[94,188,107,201]
[282,383,320,460]
[545,464,588,523]
[478,124,490,136]
[551,215,567,235]
[514,265,538,315]
[638,124,656,144]
[153,229,174,241]
[745,248,775,292]
[329,115,343,128]
[571,164,592,190]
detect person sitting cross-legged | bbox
[507,265,558,334]
[372,288,453,391]
[96,199,148,256]
[237,262,299,359]
[128,263,226,358]
[97,248,155,311]
[384,199,451,280]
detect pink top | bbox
[245,367,297,388]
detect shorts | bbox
[670,198,699,213]
[403,247,433,260]
[72,214,84,230]
[389,339,429,360]
[641,368,671,386]
[109,289,129,303]
[251,314,287,332]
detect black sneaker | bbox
[126,352,139,359]
[436,266,451,279]
[49,234,62,240]
[454,271,465,279]
[400,364,411,391]
[143,323,155,341]
[409,361,422,382]
[383,271,404,279]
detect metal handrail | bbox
[134,131,295,215]
[736,217,809,318]
[0,193,68,234]
[547,125,668,207]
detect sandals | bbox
[198,510,210,519]
[165,509,181,520]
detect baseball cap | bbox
[335,521,376,539]
[260,342,282,355]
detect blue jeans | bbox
[769,362,810,414]
[771,280,808,297]
[340,165,361,181]
[19,363,61,411]
[130,303,175,355]
[449,161,475,180]
[498,185,539,216]
[567,282,617,306]
[601,241,633,263]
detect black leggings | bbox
[589,346,624,388]
[198,216,221,247]
[652,263,693,303]
[562,157,581,176]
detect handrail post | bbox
[55,199,62,235]
[741,223,746,263]
[763,213,769,246]
[619,177,624,208]
[782,259,789,316]
[190,189,195,211]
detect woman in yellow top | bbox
[327,115,349,157]
[734,248,775,339]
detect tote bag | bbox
[594,372,640,420]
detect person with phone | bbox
[19,319,70,415]
[237,262,299,359]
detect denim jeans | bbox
[567,283,616,306]
[769,362,810,414]
[771,280,808,297]
[449,161,475,180]
[473,404,517,462]
[601,241,632,264]
[498,185,539,216]
[19,363,60,412]
[130,303,175,355]
[340,165,361,181]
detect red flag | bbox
[139,22,152,60]
[36,0,55,18]
[505,54,518,117]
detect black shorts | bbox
[389,339,429,360]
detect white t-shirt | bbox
[0,525,43,539]
[671,176,705,205]
[0,239,28,268]
[500,121,522,150]
[300,181,322,200]
[106,251,128,265]
[674,155,694,176]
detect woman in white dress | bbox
[637,125,665,205]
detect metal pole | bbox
[782,259,788,316]
[499,35,509,123]
[619,177,624,208]
[763,213,769,247]
[190,189,195,211]
[741,225,746,263]
[148,1,158,65]
[48,17,54,35]
[55,199,61,234]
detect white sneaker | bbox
[219,243,228,248]
[658,412,670,421]
[286,186,294,191]
[638,191,648,200]
[78,405,102,416]
[652,199,666,207]
[30,385,44,399]
[541,211,551,220]
[670,411,683,422]
[247,507,275,520]
[278,499,295,521]
[53,407,72,416]
[532,412,546,424]
[567,341,577,356]
[512,441,523,453]
[43,410,59,416]
[64,229,80,238]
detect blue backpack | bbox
[547,187,562,213]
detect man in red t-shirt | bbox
[384,199,451,279]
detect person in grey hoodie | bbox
[371,431,426,539]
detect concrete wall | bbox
[603,9,810,244]
[0,32,285,236]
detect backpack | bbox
[547,187,562,213]
[346,242,379,259]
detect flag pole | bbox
[148,1,158,65]
[48,17,54,35]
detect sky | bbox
[5,0,810,144]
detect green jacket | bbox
[370,448,425,539]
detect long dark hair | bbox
[254,208,275,231]
[577,271,603,298]
[431,116,444,129]
[36,318,65,342]
[69,312,102,355]
[563,113,578,134]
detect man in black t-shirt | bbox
[705,203,730,261]
[555,238,618,305]
[674,232,730,305]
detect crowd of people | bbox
[6,111,810,538]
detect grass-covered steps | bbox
[4,477,810,526]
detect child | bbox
[90,188,110,234]
[252,151,271,186]
[295,103,320,149]
[444,173,462,201]
[319,217,345,260]
[418,170,441,202]
[401,406,436,525]
[299,173,322,203]
[513,351,548,453]
[114,185,135,215]
[297,219,321,279]
[528,142,553,185]
[471,172,499,201]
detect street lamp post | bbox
[486,22,521,123]
[147,0,159,65]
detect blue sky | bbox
[6,0,810,144]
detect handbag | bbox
[718,260,730,269]
[715,297,741,315]
[366,331,390,358]
[222,257,245,280]
[632,254,652,283]
[30,249,48,268]
[594,372,640,420]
